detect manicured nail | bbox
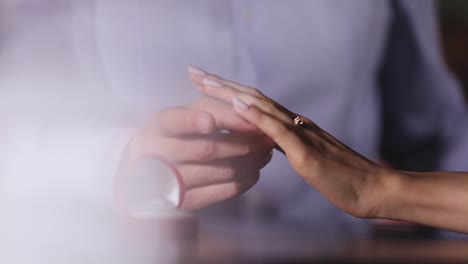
[232,97,250,110]
[203,78,224,88]
[188,65,207,76]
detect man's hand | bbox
[124,97,274,211]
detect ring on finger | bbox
[292,116,305,130]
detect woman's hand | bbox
[187,67,468,233]
[189,68,395,219]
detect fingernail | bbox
[188,65,207,76]
[203,78,224,88]
[232,97,250,110]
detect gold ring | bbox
[293,116,305,129]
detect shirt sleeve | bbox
[379,0,468,171]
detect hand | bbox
[124,96,275,211]
[191,69,390,219]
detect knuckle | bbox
[194,141,217,161]
[185,114,200,131]
[251,108,268,123]
[214,166,236,181]
[239,142,253,156]
[248,107,263,122]
[270,122,289,138]
[196,114,214,133]
[292,149,314,171]
[292,155,307,171]
[251,88,262,96]
[261,100,276,113]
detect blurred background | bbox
[439,0,468,102]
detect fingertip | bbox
[188,65,207,76]
[190,74,204,87]
[188,65,207,86]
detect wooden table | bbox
[190,220,468,264]
[3,202,468,263]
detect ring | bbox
[293,116,305,127]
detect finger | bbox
[232,98,308,162]
[178,150,273,189]
[198,79,294,125]
[189,67,296,126]
[189,67,297,125]
[179,172,260,211]
[151,107,216,136]
[188,65,259,95]
[187,97,259,133]
[198,77,272,106]
[197,78,243,104]
[235,93,295,124]
[144,133,274,163]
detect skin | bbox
[124,96,274,211]
[192,67,468,234]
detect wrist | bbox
[372,168,405,220]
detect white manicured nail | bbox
[232,97,250,110]
[188,65,207,76]
[203,78,224,88]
